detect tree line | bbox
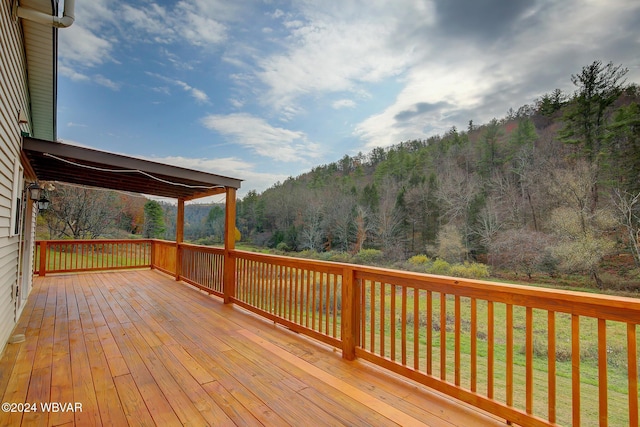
[37,61,640,289]
[37,186,225,243]
[235,61,640,288]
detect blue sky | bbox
[56,0,640,200]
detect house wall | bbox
[0,0,33,354]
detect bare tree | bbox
[435,160,480,224]
[374,181,405,259]
[474,201,501,249]
[353,205,375,253]
[299,197,324,251]
[489,229,554,279]
[44,184,120,239]
[546,161,616,288]
[436,224,467,263]
[323,193,355,252]
[611,188,640,266]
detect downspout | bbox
[17,0,75,28]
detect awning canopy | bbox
[22,137,242,201]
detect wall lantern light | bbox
[27,183,50,211]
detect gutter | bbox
[17,0,75,28]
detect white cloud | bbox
[255,1,433,116]
[58,64,90,82]
[146,73,210,104]
[94,75,121,91]
[201,113,322,162]
[229,98,244,108]
[118,1,228,46]
[332,99,356,109]
[121,4,170,37]
[175,2,227,46]
[151,86,171,96]
[142,155,287,196]
[59,24,113,68]
[355,60,492,149]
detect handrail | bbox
[33,240,640,426]
[228,249,640,427]
[35,239,152,276]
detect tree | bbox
[536,89,567,117]
[546,162,616,288]
[509,117,537,147]
[299,198,324,251]
[143,200,166,238]
[115,194,146,234]
[353,206,374,252]
[436,224,467,263]
[561,61,628,162]
[204,205,225,242]
[478,118,504,177]
[44,184,119,239]
[373,180,405,259]
[560,62,628,212]
[489,229,554,279]
[603,102,640,192]
[239,190,265,235]
[611,188,640,267]
[323,193,355,252]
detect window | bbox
[10,160,24,237]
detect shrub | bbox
[429,259,451,275]
[449,262,490,279]
[327,251,353,263]
[354,249,384,265]
[276,242,291,252]
[408,254,430,265]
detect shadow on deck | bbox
[0,270,503,426]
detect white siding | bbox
[0,0,32,354]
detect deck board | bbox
[0,270,504,426]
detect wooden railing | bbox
[180,243,225,296]
[150,239,178,276]
[347,264,640,427]
[229,250,640,427]
[35,239,151,276]
[33,240,640,426]
[234,251,344,349]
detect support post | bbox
[341,266,359,360]
[38,241,47,277]
[223,187,237,304]
[176,198,185,281]
[149,239,156,270]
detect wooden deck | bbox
[0,270,504,426]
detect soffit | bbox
[19,0,56,140]
[23,137,242,200]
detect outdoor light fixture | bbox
[27,183,50,211]
[27,183,41,201]
[36,195,50,211]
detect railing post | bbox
[38,241,47,277]
[149,240,156,270]
[176,198,185,281]
[176,242,182,281]
[341,266,359,360]
[223,187,237,304]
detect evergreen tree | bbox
[143,200,166,238]
[561,61,628,162]
[604,102,640,192]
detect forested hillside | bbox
[235,61,640,289]
[37,61,640,290]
